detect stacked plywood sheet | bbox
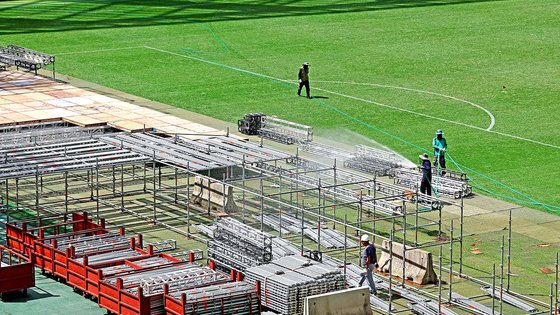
[0,70,226,138]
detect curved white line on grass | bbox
[54,46,144,56]
[312,80,496,131]
[140,46,559,150]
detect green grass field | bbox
[1,0,559,212]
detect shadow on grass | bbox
[0,0,503,35]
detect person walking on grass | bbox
[359,234,378,295]
[297,62,311,99]
[419,153,432,196]
[432,129,447,175]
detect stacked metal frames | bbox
[244,255,345,315]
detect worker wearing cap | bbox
[432,129,447,174]
[297,62,311,99]
[359,234,377,295]
[419,153,432,196]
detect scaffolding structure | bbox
[0,45,56,78]
[0,123,557,315]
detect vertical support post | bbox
[120,164,124,212]
[152,150,157,223]
[260,178,264,231]
[112,165,116,195]
[388,218,394,313]
[295,151,300,219]
[64,171,68,215]
[373,178,377,245]
[242,155,246,223]
[414,184,419,246]
[174,168,178,203]
[143,162,147,192]
[186,162,190,234]
[317,179,321,253]
[492,264,496,314]
[344,214,348,281]
[222,173,226,213]
[5,178,9,219]
[35,166,39,219]
[357,192,363,263]
[401,203,407,288]
[88,169,94,199]
[459,195,465,275]
[300,199,305,256]
[551,283,555,315]
[158,164,162,189]
[438,236,443,315]
[500,234,504,315]
[555,252,558,315]
[507,209,512,292]
[278,171,283,239]
[332,159,337,228]
[207,176,211,215]
[95,158,99,219]
[448,220,454,303]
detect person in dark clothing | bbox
[297,62,311,99]
[419,153,432,196]
[359,234,377,295]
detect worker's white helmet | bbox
[361,234,369,242]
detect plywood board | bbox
[64,96,96,106]
[110,120,153,133]
[99,110,143,120]
[26,92,55,101]
[132,117,171,129]
[63,115,107,127]
[23,110,60,120]
[0,116,15,126]
[4,112,39,124]
[153,114,190,125]
[131,107,167,118]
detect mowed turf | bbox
[0,0,559,211]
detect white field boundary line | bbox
[311,80,496,131]
[142,46,560,150]
[54,46,145,56]
[143,46,492,130]
[51,45,560,150]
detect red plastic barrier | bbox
[6,212,98,258]
[0,245,35,294]
[163,282,261,315]
[66,248,184,298]
[98,261,194,315]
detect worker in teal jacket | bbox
[432,129,447,174]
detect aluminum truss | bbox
[300,141,354,161]
[140,266,229,295]
[259,213,358,249]
[168,282,260,315]
[393,168,472,199]
[259,116,313,144]
[192,135,293,163]
[208,217,273,271]
[100,133,237,171]
[145,239,177,253]
[481,286,538,312]
[300,142,408,176]
[0,45,55,72]
[245,255,345,315]
[0,124,109,149]
[0,138,150,180]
